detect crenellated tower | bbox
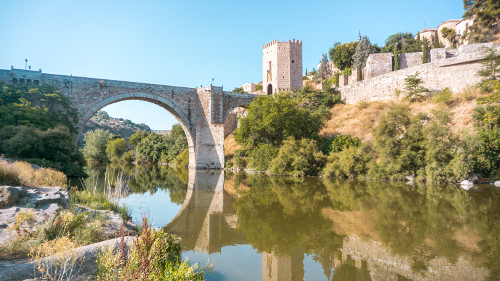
[262,39,302,95]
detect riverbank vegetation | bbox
[0,83,85,177]
[0,159,67,187]
[82,124,188,166]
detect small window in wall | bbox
[20,79,25,83]
[292,60,294,63]
[27,79,31,83]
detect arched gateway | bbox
[0,68,255,169]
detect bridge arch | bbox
[77,92,196,168]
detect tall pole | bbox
[25,59,27,70]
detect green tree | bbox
[353,36,374,69]
[441,27,458,48]
[81,129,111,165]
[328,41,358,70]
[234,93,324,149]
[129,129,149,148]
[255,84,263,91]
[422,38,429,63]
[432,31,441,48]
[393,48,399,71]
[404,72,429,101]
[232,87,245,93]
[477,47,500,91]
[106,137,129,162]
[463,0,500,42]
[382,32,420,53]
[136,133,168,164]
[317,53,331,82]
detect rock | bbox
[0,186,26,208]
[494,181,500,187]
[405,175,415,182]
[0,236,135,281]
[460,180,474,190]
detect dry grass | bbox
[321,87,488,141]
[0,160,67,187]
[224,134,241,157]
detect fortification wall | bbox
[341,43,498,105]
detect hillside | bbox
[321,87,485,141]
[80,111,151,142]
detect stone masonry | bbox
[340,43,499,105]
[0,69,256,169]
[263,39,302,94]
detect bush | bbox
[0,160,67,187]
[81,129,111,165]
[173,148,189,167]
[434,88,454,105]
[106,137,129,162]
[323,143,375,178]
[269,137,326,177]
[97,217,211,280]
[404,72,429,101]
[247,143,279,171]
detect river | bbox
[84,165,499,281]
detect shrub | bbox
[323,143,375,178]
[97,217,211,280]
[29,236,83,281]
[269,137,326,177]
[173,148,189,167]
[0,160,67,187]
[434,88,454,105]
[8,209,35,237]
[330,134,361,153]
[106,137,129,162]
[404,72,429,101]
[81,129,111,165]
[247,143,279,171]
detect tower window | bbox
[292,60,294,63]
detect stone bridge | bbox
[0,68,256,169]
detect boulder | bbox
[0,186,26,208]
[460,180,474,190]
[494,181,500,187]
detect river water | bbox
[85,165,499,281]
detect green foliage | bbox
[422,38,429,63]
[71,189,131,222]
[232,87,245,93]
[173,148,189,167]
[323,143,375,178]
[441,27,458,48]
[432,31,442,48]
[136,124,187,164]
[434,88,454,105]
[393,48,400,71]
[330,134,361,153]
[477,47,500,91]
[404,72,429,101]
[81,129,111,165]
[269,137,326,177]
[234,93,324,149]
[463,0,500,42]
[0,83,77,132]
[255,84,263,91]
[316,53,331,82]
[106,137,129,162]
[98,218,210,280]
[247,143,279,171]
[353,35,374,68]
[328,41,358,70]
[129,129,149,148]
[0,125,84,177]
[382,32,420,53]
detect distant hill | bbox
[79,111,151,144]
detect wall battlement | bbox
[339,43,498,105]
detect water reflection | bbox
[85,166,499,281]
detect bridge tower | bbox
[262,39,302,95]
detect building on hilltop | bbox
[240,82,256,94]
[262,39,302,95]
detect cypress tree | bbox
[422,38,429,63]
[433,31,440,48]
[393,48,399,71]
[416,32,422,52]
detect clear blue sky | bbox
[0,0,465,130]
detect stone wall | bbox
[365,53,393,79]
[399,52,422,69]
[341,43,498,105]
